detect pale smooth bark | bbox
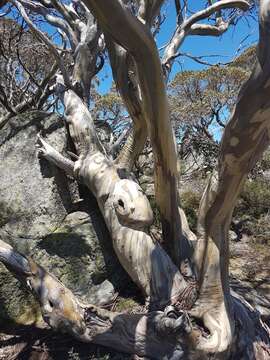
[105,38,147,170]
[162,0,249,76]
[84,0,190,267]
[0,238,196,359]
[72,12,101,103]
[32,1,270,357]
[106,0,165,170]
[1,1,270,359]
[192,0,270,353]
[46,80,196,309]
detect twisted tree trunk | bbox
[0,0,270,359]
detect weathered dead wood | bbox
[162,0,249,76]
[0,237,269,359]
[0,239,197,359]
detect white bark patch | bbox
[112,179,153,228]
[230,137,239,147]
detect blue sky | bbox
[6,0,258,136]
[97,0,259,94]
[7,0,258,94]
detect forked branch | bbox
[192,0,270,352]
[0,238,196,359]
[107,0,165,170]
[162,0,249,75]
[83,0,189,267]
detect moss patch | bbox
[181,190,201,232]
[114,297,140,312]
[0,264,41,326]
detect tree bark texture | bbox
[1,0,270,359]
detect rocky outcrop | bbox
[0,111,127,325]
[0,111,72,238]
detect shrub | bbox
[148,195,161,228]
[180,191,201,232]
[234,179,270,220]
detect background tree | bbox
[0,1,269,359]
[0,15,58,128]
[168,46,256,171]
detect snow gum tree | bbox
[0,0,269,358]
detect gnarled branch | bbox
[0,238,196,359]
[12,0,70,86]
[51,74,195,308]
[162,0,249,75]
[83,0,189,267]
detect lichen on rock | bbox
[0,111,128,325]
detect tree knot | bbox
[154,305,192,336]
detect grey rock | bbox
[0,111,75,239]
[31,211,122,303]
[0,111,127,324]
[229,230,238,242]
[88,279,116,306]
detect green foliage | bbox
[251,149,270,177]
[233,178,270,241]
[235,179,270,220]
[169,64,249,129]
[180,191,201,232]
[168,46,256,169]
[94,91,124,120]
[231,46,256,70]
[260,151,270,172]
[114,297,139,312]
[148,195,161,228]
[91,86,129,136]
[252,214,270,244]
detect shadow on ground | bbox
[0,324,132,360]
